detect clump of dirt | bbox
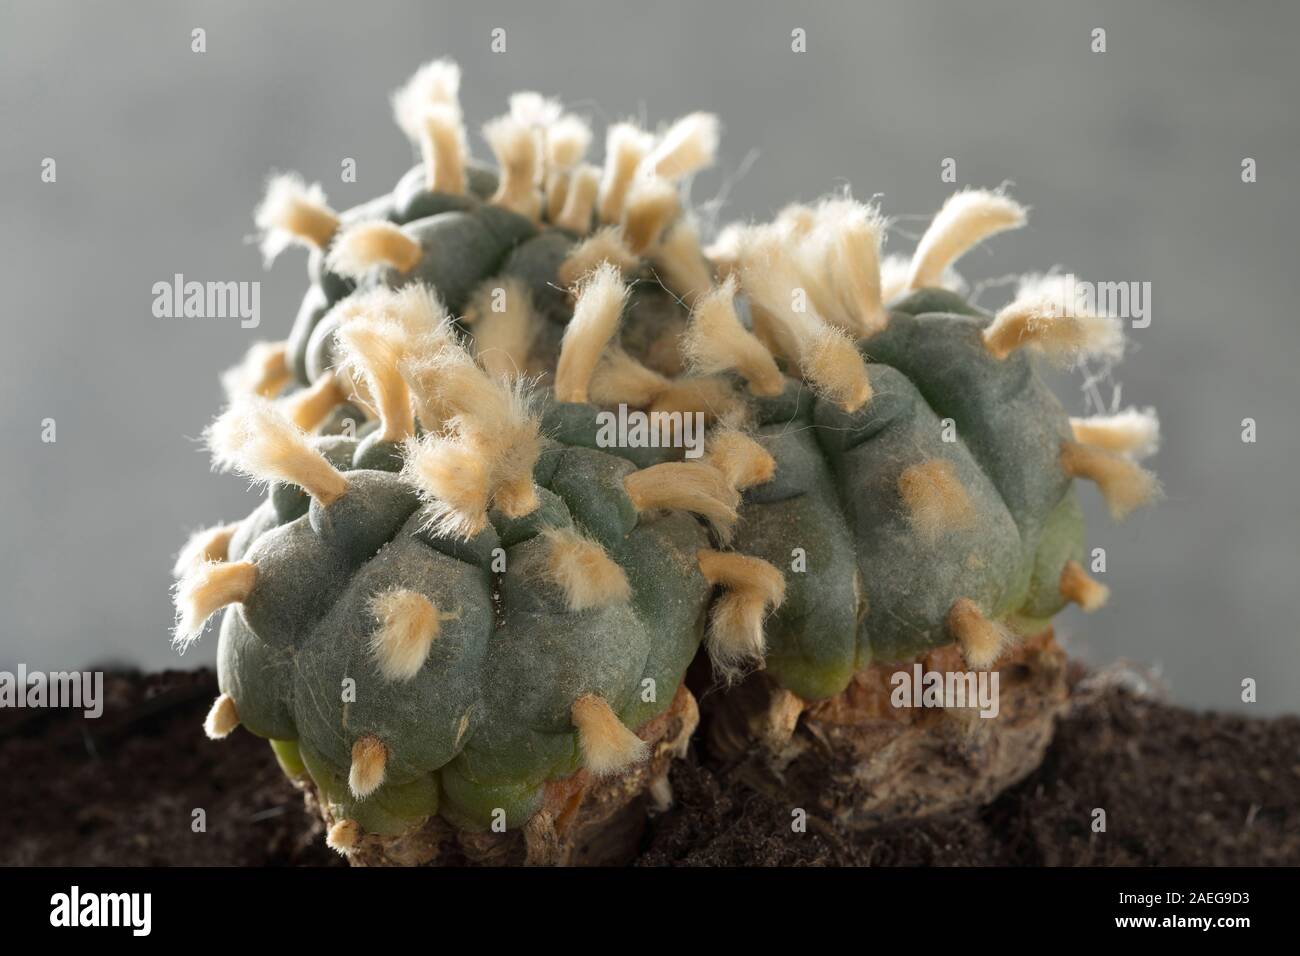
[1,668,1295,866]
[637,669,1300,866]
[0,671,339,867]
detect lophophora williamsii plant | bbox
[172,59,1161,865]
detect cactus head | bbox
[176,59,1160,857]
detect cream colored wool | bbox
[555,262,629,403]
[907,189,1027,291]
[253,173,338,265]
[543,527,632,611]
[326,221,422,278]
[947,598,1014,670]
[897,459,977,543]
[369,589,443,682]
[571,694,648,776]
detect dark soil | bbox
[2,668,1296,866]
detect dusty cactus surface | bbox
[171,58,1161,863]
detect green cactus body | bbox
[184,60,1159,850]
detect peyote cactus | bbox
[173,58,1161,863]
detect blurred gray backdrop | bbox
[2,0,1297,714]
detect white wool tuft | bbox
[598,122,655,224]
[204,693,241,739]
[547,114,593,170]
[908,188,1027,291]
[334,318,416,442]
[697,549,786,683]
[544,527,632,611]
[483,115,542,219]
[571,694,648,776]
[253,173,339,265]
[947,598,1015,670]
[1061,440,1162,520]
[984,273,1125,365]
[400,344,542,534]
[172,560,257,652]
[558,227,640,288]
[391,59,462,141]
[348,736,388,798]
[649,217,715,303]
[1070,407,1160,460]
[326,221,422,279]
[368,589,441,681]
[621,176,680,254]
[172,521,239,578]
[646,112,720,181]
[205,398,350,504]
[466,277,540,380]
[681,277,784,397]
[221,341,291,400]
[555,261,629,402]
[420,103,468,195]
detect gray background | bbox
[1,1,1296,714]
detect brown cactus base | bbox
[311,683,699,866]
[705,630,1068,829]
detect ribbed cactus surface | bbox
[173,59,1160,853]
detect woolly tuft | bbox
[897,458,977,543]
[598,122,655,224]
[558,227,640,288]
[334,318,416,442]
[624,461,740,538]
[1060,440,1161,520]
[555,261,628,403]
[571,694,648,777]
[621,176,680,254]
[588,349,670,408]
[172,522,239,578]
[348,735,388,799]
[172,560,257,651]
[221,340,291,400]
[907,189,1027,291]
[947,598,1014,670]
[483,115,542,219]
[392,58,462,141]
[369,589,441,681]
[326,819,361,855]
[420,104,468,195]
[282,373,348,432]
[681,277,784,396]
[326,221,422,279]
[1059,559,1110,612]
[707,428,776,491]
[650,217,715,303]
[1070,407,1161,460]
[544,527,632,611]
[736,230,872,411]
[204,692,241,739]
[554,163,601,234]
[984,274,1125,365]
[253,173,339,265]
[205,398,350,505]
[646,112,720,181]
[465,277,539,379]
[697,549,786,683]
